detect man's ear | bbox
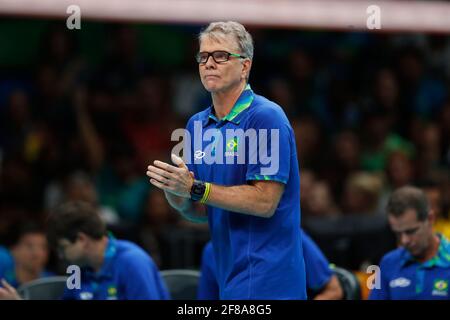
[242,59,252,80]
[76,232,89,247]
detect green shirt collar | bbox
[206,84,254,126]
[402,234,450,268]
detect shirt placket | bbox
[415,267,425,294]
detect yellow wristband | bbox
[200,182,211,204]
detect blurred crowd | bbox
[0,22,449,273]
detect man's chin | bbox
[202,79,224,92]
[204,85,219,93]
[408,248,421,258]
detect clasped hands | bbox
[146,154,195,199]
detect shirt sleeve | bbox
[368,257,390,300]
[302,232,333,292]
[0,247,9,280]
[245,107,292,184]
[0,247,16,286]
[184,116,197,176]
[197,242,220,300]
[119,252,170,300]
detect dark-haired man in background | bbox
[370,186,450,300]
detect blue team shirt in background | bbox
[186,84,306,299]
[369,234,450,300]
[62,235,170,300]
[0,246,54,288]
[198,241,219,300]
[198,230,332,299]
[302,232,333,292]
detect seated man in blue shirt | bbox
[1,202,170,300]
[198,230,343,300]
[49,201,170,300]
[369,186,450,300]
[0,222,53,289]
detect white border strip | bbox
[0,0,449,33]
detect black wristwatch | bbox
[190,180,206,201]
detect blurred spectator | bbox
[1,90,33,154]
[292,116,326,172]
[306,181,340,218]
[379,151,418,219]
[267,77,297,118]
[95,24,147,93]
[424,35,450,81]
[121,75,176,169]
[371,68,402,134]
[360,109,415,172]
[286,49,329,126]
[385,151,415,190]
[0,222,52,288]
[64,171,119,226]
[396,47,447,121]
[415,123,443,181]
[342,172,383,215]
[94,142,150,224]
[39,24,80,71]
[324,129,362,200]
[69,86,150,224]
[35,24,86,132]
[300,169,316,215]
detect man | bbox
[369,186,450,300]
[0,223,53,289]
[198,230,343,300]
[50,201,170,300]
[146,21,306,299]
[4,201,169,301]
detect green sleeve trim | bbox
[246,174,287,184]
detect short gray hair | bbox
[386,186,429,221]
[199,21,254,60]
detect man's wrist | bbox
[164,191,190,210]
[190,180,211,203]
[200,182,211,204]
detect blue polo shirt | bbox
[369,234,450,300]
[186,84,306,299]
[302,232,333,292]
[62,236,170,300]
[197,241,219,300]
[0,246,54,288]
[198,231,332,299]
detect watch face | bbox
[191,181,206,200]
[193,183,205,195]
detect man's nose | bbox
[204,56,216,69]
[400,233,411,246]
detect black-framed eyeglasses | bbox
[196,51,246,64]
